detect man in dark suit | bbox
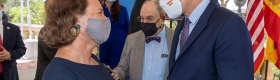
[34,30,58,80]
[34,1,58,80]
[128,0,145,34]
[0,14,26,80]
[159,0,253,80]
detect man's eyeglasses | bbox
[137,16,162,23]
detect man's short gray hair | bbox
[142,0,166,16]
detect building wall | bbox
[119,0,135,18]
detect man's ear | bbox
[161,15,166,23]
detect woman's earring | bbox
[76,24,81,29]
[71,24,80,35]
[71,28,77,35]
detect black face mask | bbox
[140,17,162,37]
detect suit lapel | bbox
[164,27,174,79]
[169,19,185,71]
[134,31,145,80]
[3,22,10,47]
[166,27,173,53]
[172,1,218,69]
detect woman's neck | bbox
[55,34,98,65]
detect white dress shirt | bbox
[0,20,3,42]
[175,0,210,59]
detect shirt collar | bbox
[155,25,166,37]
[187,0,210,24]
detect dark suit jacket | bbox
[2,22,26,80]
[168,1,253,80]
[128,0,145,34]
[34,30,58,80]
[2,12,8,22]
[2,11,9,22]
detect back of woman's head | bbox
[41,0,88,48]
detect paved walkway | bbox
[16,59,263,80]
[17,59,37,80]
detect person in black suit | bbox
[34,0,58,80]
[34,30,58,80]
[0,12,26,80]
[128,0,145,34]
[160,0,253,80]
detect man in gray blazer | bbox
[111,0,174,80]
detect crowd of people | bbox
[0,0,254,80]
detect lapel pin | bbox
[7,27,10,30]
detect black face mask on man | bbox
[140,17,162,38]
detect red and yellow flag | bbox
[264,0,280,69]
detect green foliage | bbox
[0,0,6,3]
[273,65,280,75]
[3,0,21,13]
[273,65,280,80]
[8,0,45,25]
[164,20,178,30]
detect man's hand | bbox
[0,46,11,62]
[105,65,120,80]
[111,72,120,80]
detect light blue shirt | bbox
[175,0,210,59]
[142,26,169,80]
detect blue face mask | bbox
[107,0,116,3]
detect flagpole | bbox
[264,60,269,80]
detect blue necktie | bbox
[180,19,191,51]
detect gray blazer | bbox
[113,27,174,80]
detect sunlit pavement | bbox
[17,59,37,80]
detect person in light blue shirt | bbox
[111,0,174,80]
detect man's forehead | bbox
[140,2,159,16]
[142,2,157,10]
[140,9,159,17]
